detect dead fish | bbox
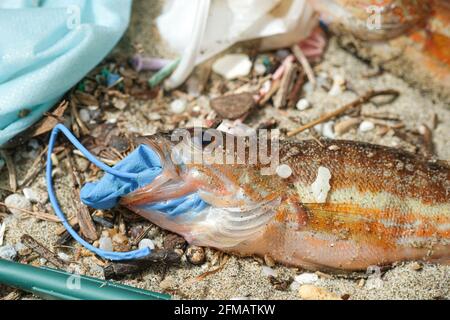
[121,129,450,271]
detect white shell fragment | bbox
[261,266,277,277]
[138,238,155,250]
[170,99,187,114]
[212,54,252,80]
[329,74,346,96]
[294,273,319,285]
[296,98,311,111]
[310,166,332,203]
[99,236,113,251]
[359,120,375,132]
[23,187,48,204]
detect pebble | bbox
[186,245,206,265]
[294,273,319,285]
[163,233,187,250]
[79,108,91,123]
[99,236,113,251]
[254,62,266,75]
[170,99,187,114]
[159,276,174,290]
[329,74,346,96]
[410,262,423,271]
[359,120,375,132]
[296,98,311,111]
[138,238,155,250]
[4,194,32,215]
[298,285,341,300]
[22,187,48,204]
[261,266,277,277]
[0,245,17,261]
[212,54,252,80]
[57,252,71,262]
[210,92,255,120]
[112,98,127,110]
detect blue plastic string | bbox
[47,124,151,260]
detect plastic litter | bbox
[0,0,132,146]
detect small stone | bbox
[159,276,174,290]
[410,262,423,271]
[138,238,155,250]
[4,194,32,215]
[163,233,186,250]
[254,63,266,76]
[186,245,206,265]
[22,187,48,204]
[298,285,341,300]
[212,54,252,80]
[296,98,311,111]
[261,266,277,277]
[99,236,113,251]
[0,245,17,261]
[112,98,127,110]
[264,254,275,267]
[357,278,365,287]
[210,93,255,120]
[170,99,187,114]
[79,108,91,123]
[359,120,375,132]
[329,74,346,96]
[57,252,71,262]
[294,273,319,285]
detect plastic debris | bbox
[212,54,252,80]
[131,55,172,72]
[148,58,181,88]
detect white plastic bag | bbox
[156,0,317,89]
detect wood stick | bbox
[0,150,17,192]
[287,89,399,137]
[21,234,66,269]
[0,202,61,222]
[291,44,316,86]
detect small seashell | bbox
[294,273,319,285]
[296,98,311,111]
[138,238,155,250]
[170,99,187,114]
[359,120,375,132]
[186,245,206,265]
[298,285,341,300]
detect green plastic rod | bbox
[0,259,170,300]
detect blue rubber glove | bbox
[0,0,132,146]
[80,144,208,214]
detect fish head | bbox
[120,128,285,247]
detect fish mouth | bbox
[120,136,198,207]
